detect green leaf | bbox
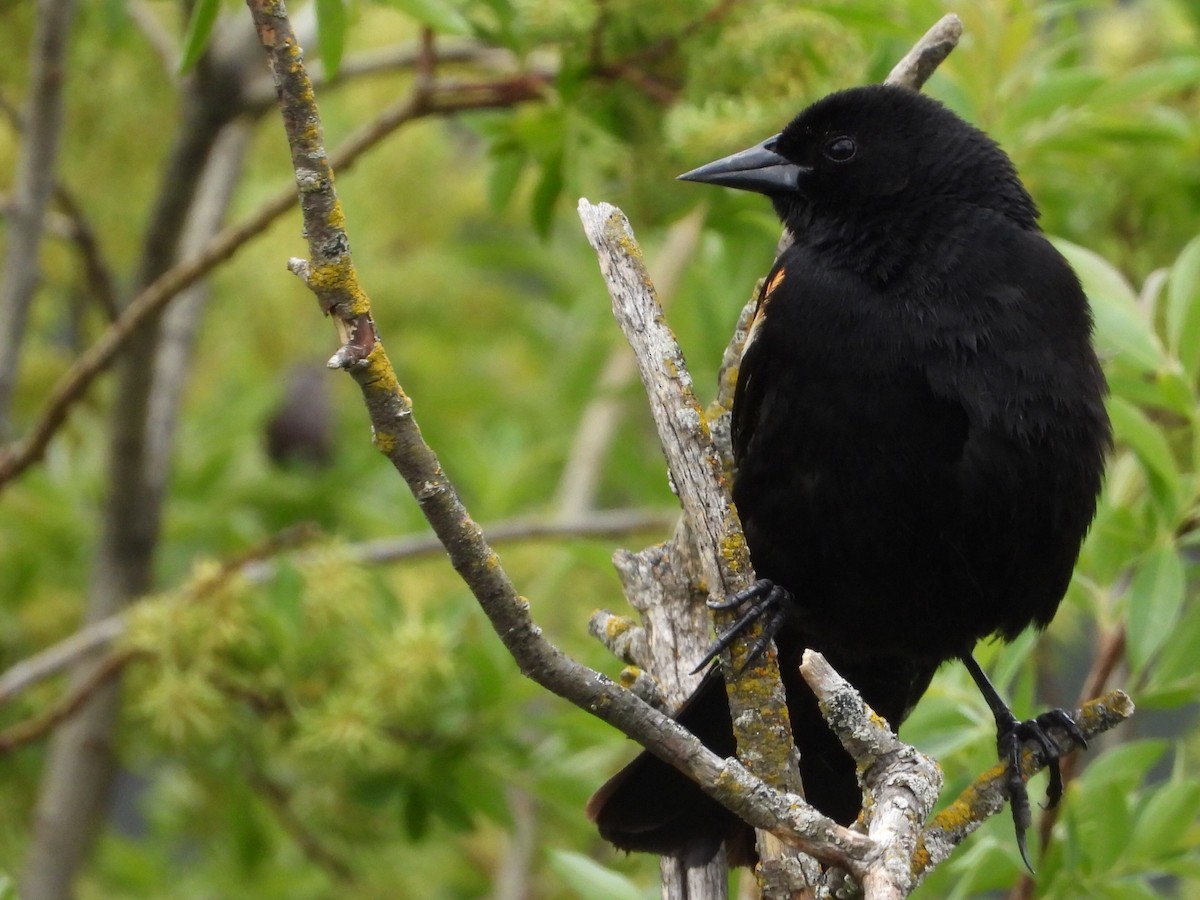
[1107,395,1182,520]
[1052,239,1164,372]
[402,784,431,838]
[1070,779,1135,874]
[487,148,527,212]
[1141,600,1200,707]
[1079,740,1166,793]
[1127,779,1200,862]
[1166,234,1200,379]
[1125,540,1186,672]
[1091,57,1200,108]
[316,0,347,78]
[546,850,648,900]
[1009,68,1104,123]
[179,0,221,74]
[531,152,564,239]
[379,0,472,35]
[990,628,1038,699]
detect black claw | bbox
[692,579,793,675]
[959,657,1089,872]
[706,578,775,610]
[995,708,1088,872]
[998,724,1035,873]
[1015,824,1034,874]
[1043,760,1064,811]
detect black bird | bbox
[588,84,1110,868]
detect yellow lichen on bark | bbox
[372,429,396,454]
[719,520,750,575]
[360,343,400,395]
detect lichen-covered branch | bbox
[578,199,816,889]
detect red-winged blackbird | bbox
[588,85,1110,868]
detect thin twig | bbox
[0,617,127,706]
[0,651,136,753]
[333,507,675,568]
[52,186,120,321]
[246,768,355,883]
[0,524,317,706]
[0,74,549,489]
[0,509,671,705]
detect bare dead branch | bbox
[578,200,817,890]
[556,207,706,518]
[884,14,964,91]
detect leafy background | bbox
[1,0,1199,897]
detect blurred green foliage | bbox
[2,0,1200,896]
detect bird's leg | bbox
[960,653,1088,872]
[692,579,794,675]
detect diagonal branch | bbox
[242,0,874,879]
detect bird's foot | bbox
[997,708,1088,872]
[692,578,793,675]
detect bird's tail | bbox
[587,655,899,867]
[586,669,752,867]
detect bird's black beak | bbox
[678,135,808,196]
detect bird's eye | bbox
[823,136,856,162]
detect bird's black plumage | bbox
[588,85,1110,867]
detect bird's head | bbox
[679,84,1038,239]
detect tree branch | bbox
[885,14,964,91]
[0,0,77,431]
[578,200,816,890]
[242,0,871,883]
[0,73,550,490]
[0,651,134,754]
